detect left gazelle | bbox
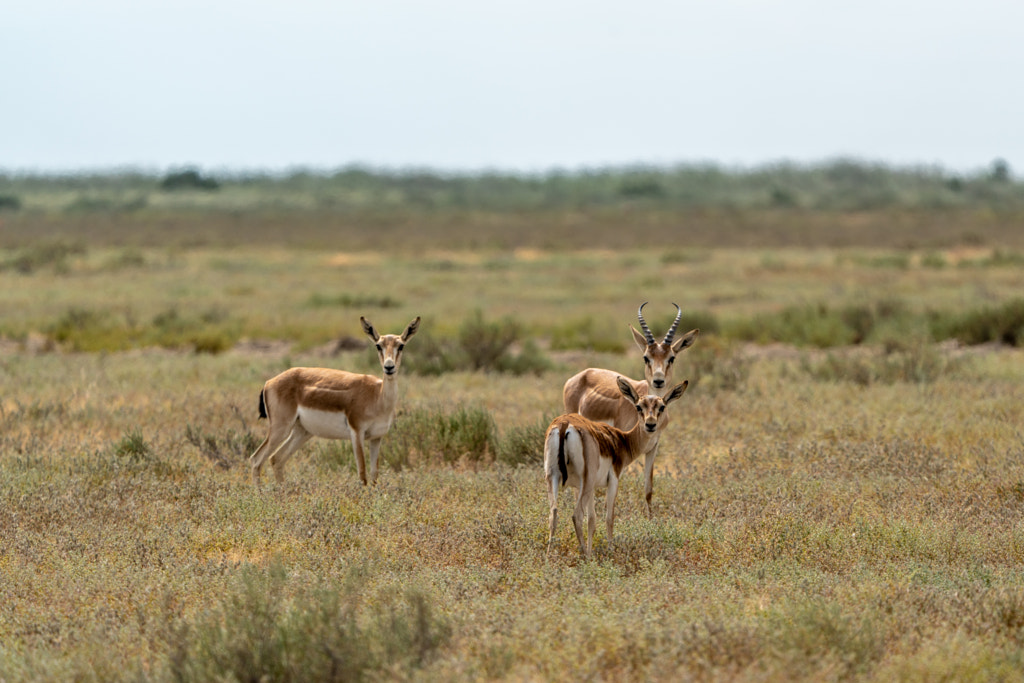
[249,316,421,487]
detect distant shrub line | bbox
[3,159,1023,214]
[16,298,1024,360]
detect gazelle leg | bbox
[349,431,368,484]
[269,423,312,483]
[250,417,296,487]
[366,437,383,485]
[605,473,619,552]
[643,444,658,518]
[546,472,560,554]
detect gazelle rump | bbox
[249,316,420,487]
[562,303,698,516]
[545,376,688,558]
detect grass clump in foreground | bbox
[163,562,450,683]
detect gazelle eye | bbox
[375,344,383,352]
[659,406,665,413]
[643,356,651,365]
[398,344,405,352]
[635,405,643,413]
[667,357,675,365]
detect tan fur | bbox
[249,316,420,487]
[545,377,688,558]
[562,303,698,516]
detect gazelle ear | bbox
[361,317,380,342]
[629,325,649,351]
[616,376,639,403]
[402,316,421,341]
[664,380,689,406]
[672,329,699,352]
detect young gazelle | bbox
[562,303,698,517]
[545,376,688,558]
[249,316,420,487]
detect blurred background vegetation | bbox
[2,159,1023,365]
[2,159,1023,249]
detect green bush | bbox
[0,194,21,210]
[459,309,519,371]
[933,299,1024,346]
[2,241,84,274]
[803,344,959,385]
[307,293,402,309]
[549,316,626,353]
[404,311,550,375]
[160,168,219,191]
[496,414,554,467]
[685,339,750,394]
[381,404,498,470]
[114,428,151,462]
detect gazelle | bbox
[562,303,698,516]
[545,376,688,558]
[249,316,420,487]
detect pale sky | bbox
[4,0,1022,175]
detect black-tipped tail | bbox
[557,421,569,485]
[258,389,267,420]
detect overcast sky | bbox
[4,0,1022,175]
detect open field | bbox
[3,177,1024,680]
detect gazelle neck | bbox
[623,421,659,467]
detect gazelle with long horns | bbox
[249,316,420,487]
[562,303,698,516]
[546,376,689,558]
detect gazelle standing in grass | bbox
[545,376,688,558]
[562,303,698,516]
[249,316,420,487]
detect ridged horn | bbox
[637,302,655,345]
[663,303,682,344]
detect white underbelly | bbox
[297,406,352,439]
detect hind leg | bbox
[546,473,561,554]
[268,423,313,483]
[250,419,295,488]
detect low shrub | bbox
[803,343,959,385]
[184,422,260,469]
[684,338,750,394]
[2,241,85,274]
[933,298,1024,347]
[160,168,219,191]
[404,311,550,375]
[113,428,151,462]
[549,316,626,353]
[307,293,402,309]
[381,404,498,471]
[496,414,555,467]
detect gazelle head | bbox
[361,316,421,377]
[616,375,688,433]
[629,302,699,395]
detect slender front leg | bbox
[605,472,619,552]
[349,431,367,484]
[366,437,383,485]
[643,443,658,518]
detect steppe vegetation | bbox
[2,163,1024,681]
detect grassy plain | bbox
[2,193,1024,680]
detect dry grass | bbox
[3,230,1024,680]
[2,339,1024,680]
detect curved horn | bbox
[663,303,682,344]
[637,302,655,345]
